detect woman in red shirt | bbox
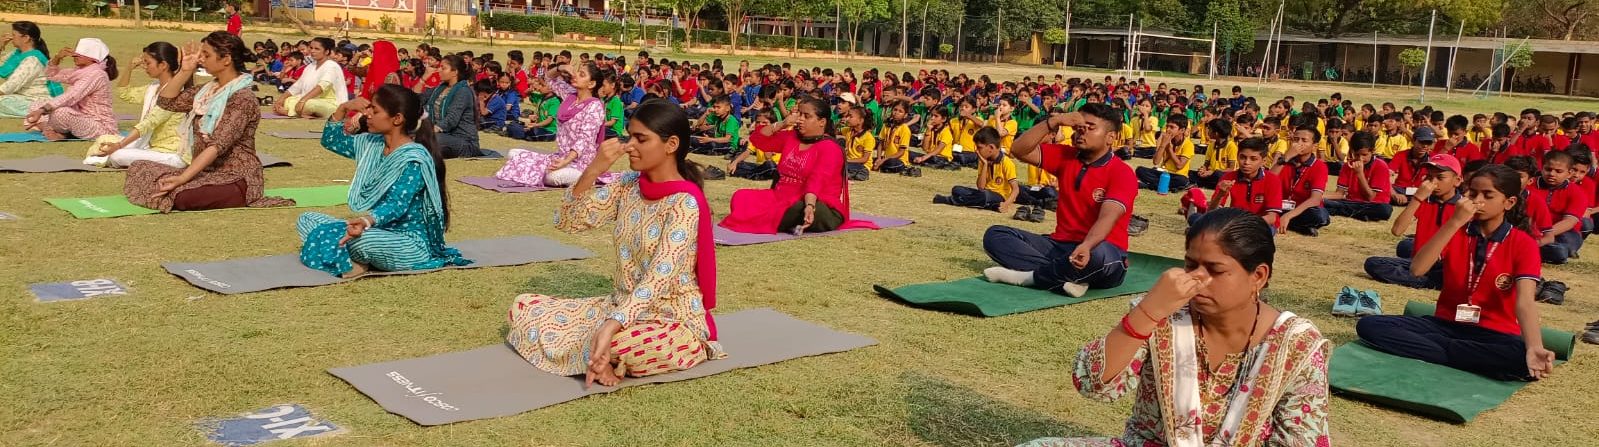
[719,96,877,235]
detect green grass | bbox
[3,24,1599,447]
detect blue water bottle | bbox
[1157,170,1172,195]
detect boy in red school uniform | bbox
[1531,150,1590,264]
[1441,115,1481,162]
[1184,137,1282,228]
[1325,134,1395,222]
[1508,109,1553,159]
[1553,117,1579,151]
[1365,153,1463,290]
[1482,123,1524,165]
[1568,146,1599,238]
[1274,127,1331,236]
[982,104,1137,298]
[1390,126,1439,207]
[1356,164,1554,382]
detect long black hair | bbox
[1469,164,1533,236]
[201,31,249,73]
[632,99,703,187]
[1186,207,1275,281]
[143,41,189,87]
[794,94,835,144]
[372,84,451,229]
[12,21,46,58]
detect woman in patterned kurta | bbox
[509,99,724,387]
[494,63,609,188]
[124,32,294,212]
[23,38,118,141]
[1020,209,1330,447]
[0,22,57,118]
[89,42,187,169]
[297,89,470,277]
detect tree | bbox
[671,0,711,48]
[752,0,827,55]
[1398,47,1426,85]
[1503,41,1535,92]
[838,0,890,56]
[1204,0,1254,73]
[1540,1,1597,40]
[718,0,750,53]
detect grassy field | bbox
[3,24,1599,447]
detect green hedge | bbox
[482,14,839,52]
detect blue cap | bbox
[1413,126,1437,142]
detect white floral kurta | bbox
[0,49,52,117]
[507,172,725,377]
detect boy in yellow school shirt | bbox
[1135,114,1197,192]
[1192,118,1237,190]
[934,127,1024,215]
[1375,112,1410,160]
[1130,98,1160,158]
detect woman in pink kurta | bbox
[719,96,877,234]
[24,38,118,141]
[494,63,611,188]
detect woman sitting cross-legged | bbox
[0,21,59,118]
[494,62,611,188]
[23,38,119,141]
[124,32,293,212]
[507,99,725,386]
[87,42,187,169]
[1019,208,1331,447]
[296,86,470,278]
[718,95,878,235]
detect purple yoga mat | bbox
[713,214,913,246]
[119,112,286,120]
[261,112,291,119]
[456,176,556,193]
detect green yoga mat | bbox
[45,185,349,219]
[873,252,1184,317]
[1329,300,1577,423]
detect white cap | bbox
[838,92,858,104]
[72,38,110,62]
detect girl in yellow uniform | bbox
[843,107,876,181]
[876,101,915,175]
[913,107,958,170]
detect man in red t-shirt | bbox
[1325,138,1395,221]
[983,103,1137,297]
[1365,153,1463,290]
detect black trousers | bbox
[1356,315,1533,381]
[981,225,1128,293]
[732,161,777,181]
[950,186,1004,209]
[952,152,980,168]
[1188,170,1224,190]
[846,162,870,181]
[1020,186,1058,208]
[879,158,909,174]
[777,200,844,233]
[1324,199,1395,222]
[1134,166,1192,192]
[1285,206,1330,235]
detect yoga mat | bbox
[261,112,292,119]
[327,308,876,425]
[116,113,137,121]
[462,149,503,160]
[162,236,593,294]
[270,130,324,139]
[0,154,290,173]
[1328,301,1576,423]
[713,214,913,246]
[873,252,1185,317]
[45,185,348,219]
[0,131,89,143]
[456,176,556,193]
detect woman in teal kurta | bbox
[297,85,470,277]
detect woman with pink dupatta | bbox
[719,95,878,235]
[507,100,724,387]
[1019,209,1330,447]
[494,62,614,188]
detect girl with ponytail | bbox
[1357,164,1556,382]
[506,99,723,387]
[295,84,468,278]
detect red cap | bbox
[1424,153,1462,175]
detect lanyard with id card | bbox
[1459,238,1503,324]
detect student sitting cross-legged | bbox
[982,104,1137,297]
[1364,153,1463,290]
[911,107,959,170]
[934,127,1021,213]
[842,107,876,181]
[1356,164,1555,382]
[1389,126,1440,207]
[1134,113,1195,192]
[1529,149,1590,264]
[689,95,740,156]
[1272,127,1331,236]
[1189,118,1236,190]
[725,110,780,181]
[1323,132,1396,222]
[1182,137,1282,229]
[874,100,916,176]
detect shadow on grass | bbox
[520,264,614,298]
[903,372,1100,447]
[944,256,991,273]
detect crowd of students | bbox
[10,17,1599,445]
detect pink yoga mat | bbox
[713,214,913,246]
[118,112,288,120]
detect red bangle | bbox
[1121,314,1152,340]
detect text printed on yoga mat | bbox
[387,371,462,411]
[30,279,129,302]
[200,404,341,446]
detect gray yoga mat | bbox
[328,308,876,425]
[0,154,291,173]
[161,236,593,294]
[270,130,324,139]
[456,176,555,193]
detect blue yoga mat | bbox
[0,131,123,143]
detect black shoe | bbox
[933,195,952,205]
[1029,206,1047,222]
[702,166,727,181]
[903,167,923,178]
[1584,329,1599,345]
[1537,280,1568,305]
[1128,215,1150,236]
[1038,199,1057,211]
[1012,205,1032,221]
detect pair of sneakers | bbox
[1536,280,1568,305]
[1012,205,1046,222]
[1333,286,1382,317]
[1583,319,1599,345]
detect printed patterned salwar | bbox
[507,172,725,377]
[24,63,117,139]
[1019,307,1331,447]
[0,49,53,117]
[296,121,468,276]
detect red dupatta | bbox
[362,41,400,99]
[637,175,718,340]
